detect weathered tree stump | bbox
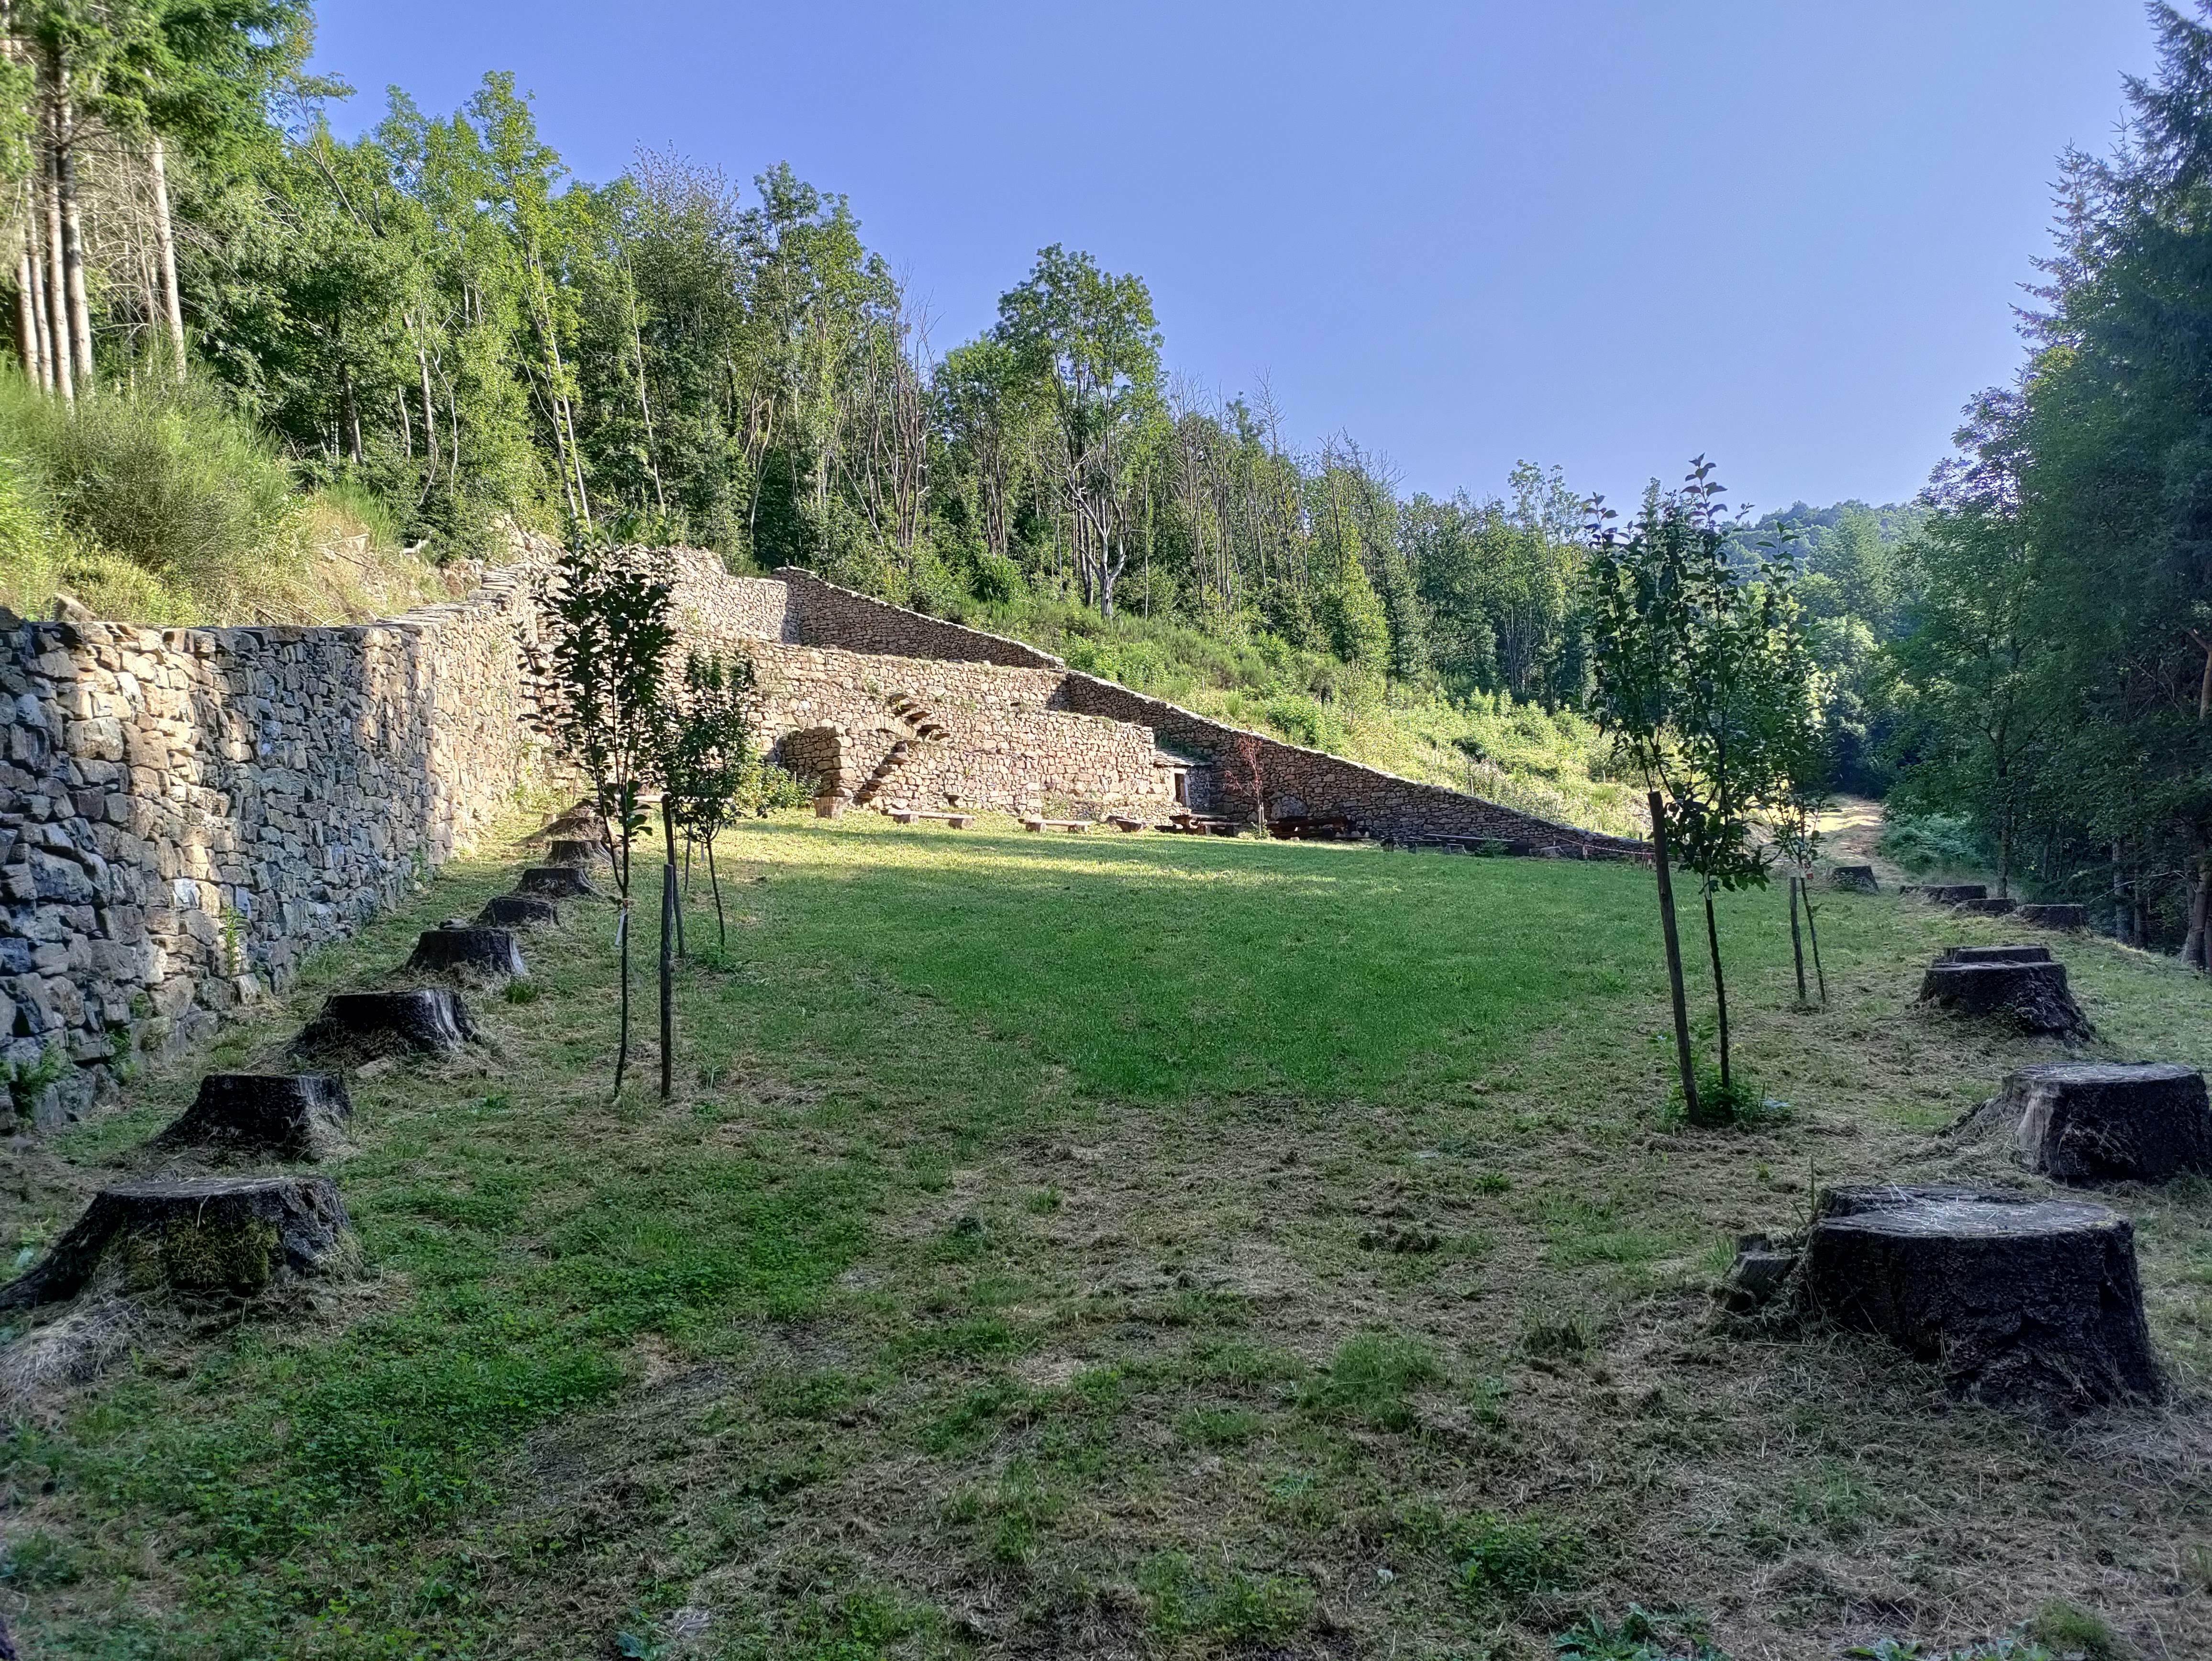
[1917,884,1988,904]
[0,1175,352,1310]
[2018,903,2088,930]
[406,924,527,983]
[151,1073,351,1160]
[517,865,599,900]
[1956,897,2017,916]
[1829,864,1879,893]
[1937,944,2051,965]
[296,989,479,1059]
[1804,1183,2159,1405]
[545,838,608,869]
[1919,958,2088,1035]
[1989,1061,2212,1183]
[476,893,560,929]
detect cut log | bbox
[1917,884,1988,904]
[296,989,479,1059]
[2018,903,2088,930]
[1990,1061,2212,1183]
[1956,897,2017,916]
[1829,864,1879,893]
[545,838,607,869]
[517,865,599,900]
[1919,959,2088,1035]
[0,1175,352,1310]
[152,1073,350,1159]
[1804,1183,2159,1405]
[476,893,560,929]
[406,924,527,982]
[1937,944,2051,965]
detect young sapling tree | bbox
[665,650,758,952]
[545,540,675,1096]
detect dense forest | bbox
[5,0,2212,952]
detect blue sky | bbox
[308,1,2158,515]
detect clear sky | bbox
[306,0,2159,515]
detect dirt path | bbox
[1819,793,1906,886]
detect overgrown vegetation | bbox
[3,818,2206,1656]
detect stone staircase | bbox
[853,691,951,810]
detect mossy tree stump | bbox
[476,894,560,929]
[406,924,527,983]
[152,1074,350,1160]
[1919,958,2087,1035]
[297,989,479,1059]
[1993,1062,2212,1183]
[1805,1183,2159,1406]
[517,865,599,900]
[2018,903,2088,930]
[0,1175,351,1310]
[1916,884,1988,904]
[1956,897,2018,916]
[1829,864,1879,893]
[545,838,608,869]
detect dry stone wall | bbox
[0,565,553,1128]
[3,543,1639,1132]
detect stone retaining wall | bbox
[0,567,553,1126]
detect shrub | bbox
[1877,810,1989,875]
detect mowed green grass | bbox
[2,815,2209,1661]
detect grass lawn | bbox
[3,814,2209,1660]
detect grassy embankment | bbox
[2,817,2208,1659]
[0,375,455,627]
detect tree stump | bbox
[1829,864,1879,893]
[476,894,561,929]
[1991,1061,2212,1183]
[1937,944,2051,965]
[2018,903,2088,930]
[152,1073,351,1160]
[296,989,479,1059]
[518,865,599,900]
[545,838,607,869]
[1804,1183,2159,1405]
[0,1175,352,1310]
[1918,884,1988,904]
[1956,897,2017,916]
[406,924,527,983]
[1919,959,2088,1035]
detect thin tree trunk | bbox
[1703,878,1732,1094]
[1996,816,2013,903]
[339,359,362,465]
[40,97,71,404]
[54,66,91,391]
[1648,791,1699,1120]
[1789,875,1808,1004]
[659,852,676,1101]
[662,796,684,961]
[1803,885,1827,1004]
[2185,857,2211,974]
[149,134,186,375]
[612,820,633,1096]
[416,333,439,469]
[14,249,39,385]
[708,832,726,949]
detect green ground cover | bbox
[2,816,2208,1659]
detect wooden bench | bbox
[1105,815,1147,833]
[1021,816,1092,833]
[890,808,975,829]
[1162,813,1239,836]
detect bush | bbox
[1877,810,1989,875]
[1669,1067,1784,1131]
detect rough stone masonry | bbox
[0,542,1641,1130]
